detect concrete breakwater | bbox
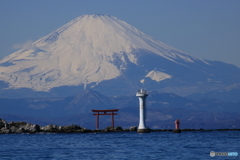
[0,119,240,134]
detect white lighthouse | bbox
[136,89,150,133]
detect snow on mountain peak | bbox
[0,14,207,91]
[145,70,172,82]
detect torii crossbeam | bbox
[91,109,119,130]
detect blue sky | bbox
[0,0,240,67]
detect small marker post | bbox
[174,119,181,133]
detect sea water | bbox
[0,131,239,160]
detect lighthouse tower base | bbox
[137,128,150,133]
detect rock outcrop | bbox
[129,126,138,131]
[104,126,123,132]
[0,119,92,134]
[0,118,126,134]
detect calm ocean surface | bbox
[0,131,239,160]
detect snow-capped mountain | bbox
[0,14,240,98]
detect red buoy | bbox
[175,119,180,129]
[174,119,181,133]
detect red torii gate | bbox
[91,109,119,130]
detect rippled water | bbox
[0,131,239,160]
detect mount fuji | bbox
[0,14,240,99]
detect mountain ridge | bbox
[0,90,239,129]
